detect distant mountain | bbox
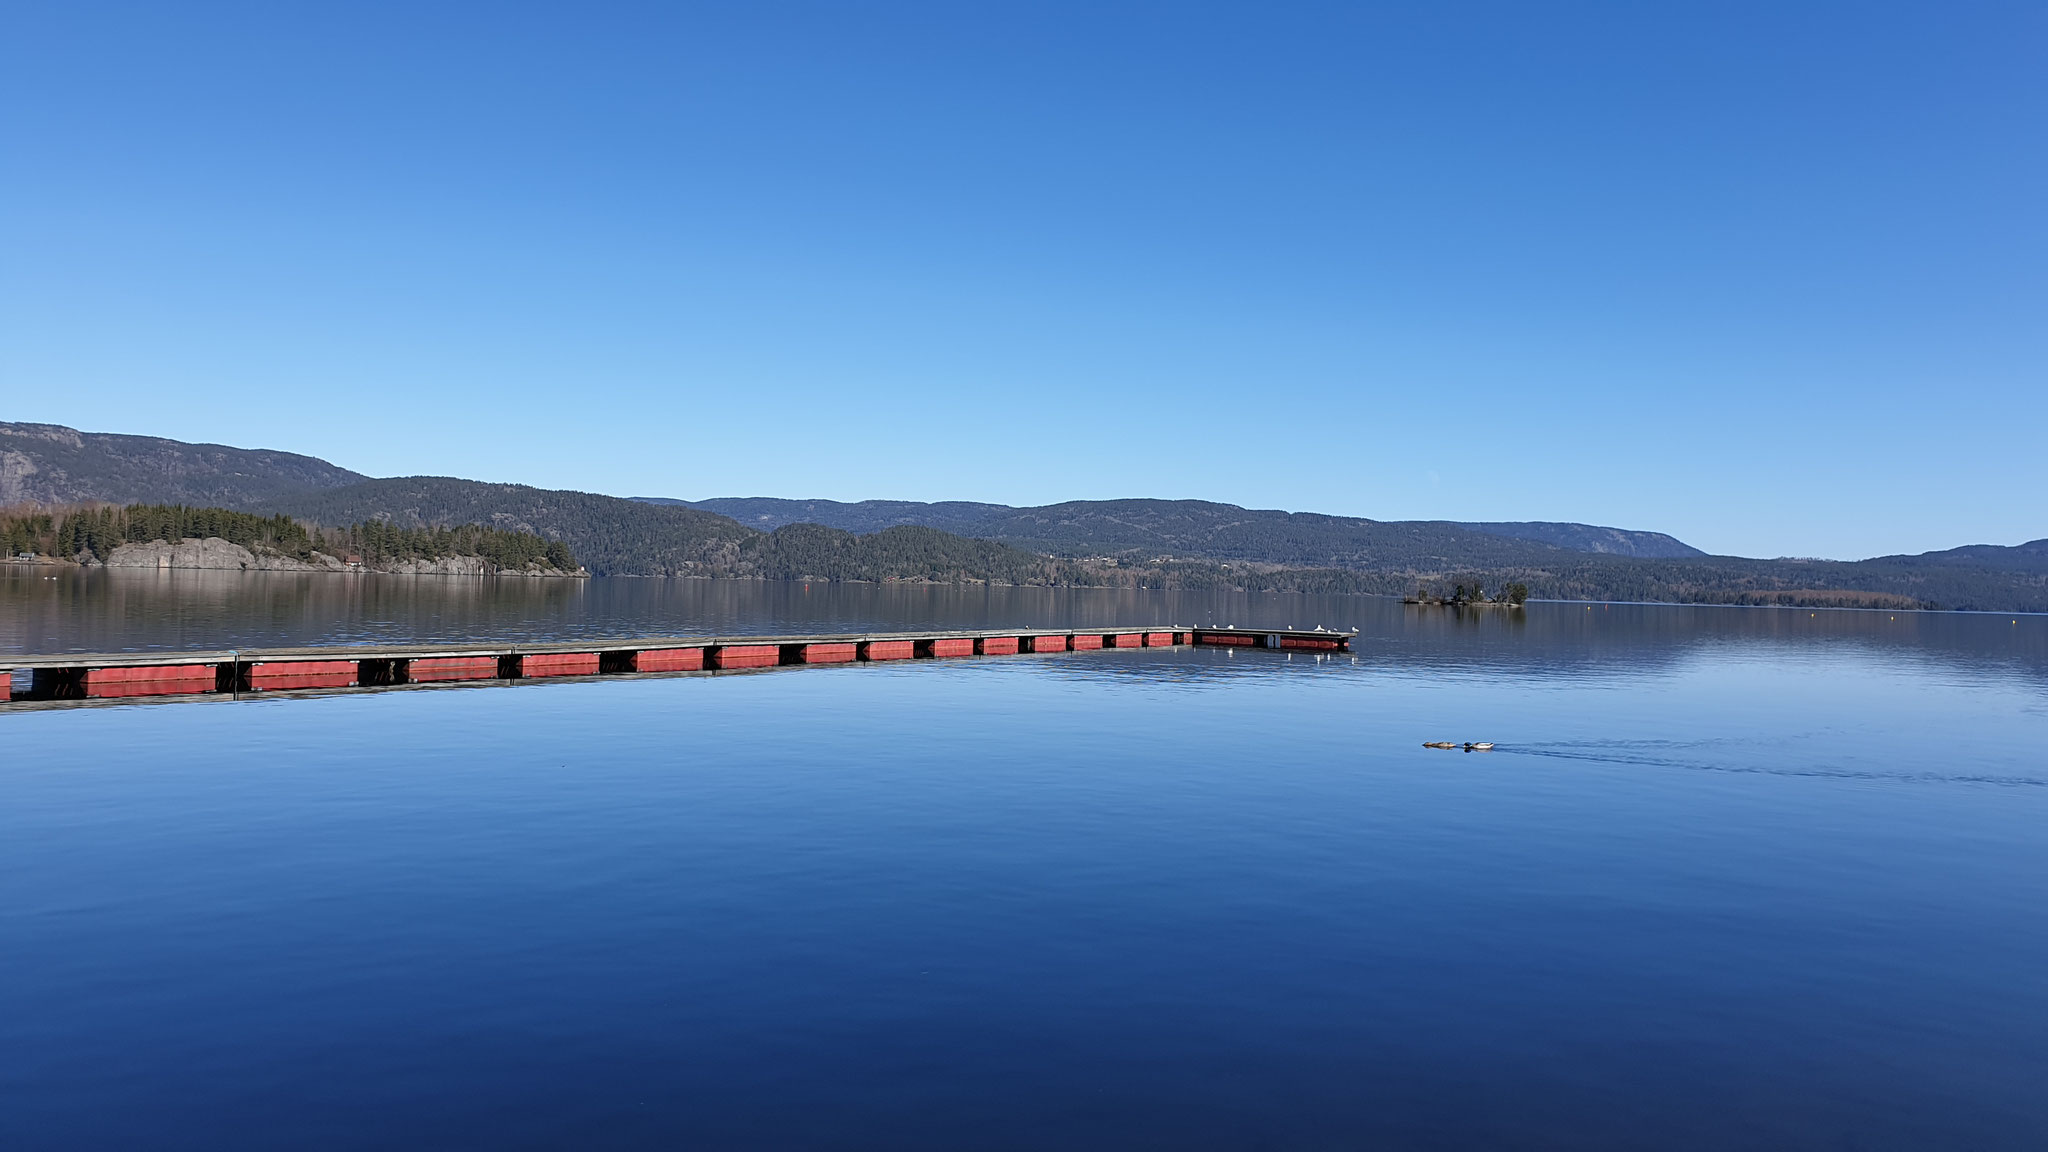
[1,421,367,507]
[645,497,1013,537]
[1875,538,2048,572]
[1454,521,1705,559]
[661,495,1700,564]
[11,424,2046,610]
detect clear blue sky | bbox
[3,2,2041,559]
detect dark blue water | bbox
[4,577,2047,1148]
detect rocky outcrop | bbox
[375,555,584,576]
[379,555,490,576]
[99,537,583,576]
[105,538,347,572]
[0,448,42,505]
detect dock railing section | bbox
[2,627,1354,705]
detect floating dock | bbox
[1,626,1355,705]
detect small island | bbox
[1405,581,1529,608]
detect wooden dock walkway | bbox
[2,626,1356,704]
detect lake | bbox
[4,570,2046,1148]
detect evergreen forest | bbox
[2,504,577,573]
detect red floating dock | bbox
[85,664,217,698]
[635,647,705,672]
[794,642,858,664]
[1188,627,1357,651]
[523,653,600,677]
[4,625,1368,709]
[710,644,781,670]
[1278,635,1346,650]
[410,656,501,683]
[248,660,357,691]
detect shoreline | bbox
[8,562,2044,614]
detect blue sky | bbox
[3,2,2041,559]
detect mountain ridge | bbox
[5,423,2045,610]
[1,421,367,507]
[644,496,1706,561]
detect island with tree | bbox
[1405,581,1530,608]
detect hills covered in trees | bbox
[2,503,577,575]
[263,477,758,576]
[659,496,1708,561]
[4,423,2044,610]
[263,480,2048,610]
[1452,521,1703,558]
[1,422,366,507]
[259,478,1082,584]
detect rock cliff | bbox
[100,538,581,576]
[105,538,346,571]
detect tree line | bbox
[1,503,576,572]
[340,518,576,570]
[1,504,315,561]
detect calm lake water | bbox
[4,570,2047,1149]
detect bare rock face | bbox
[97,538,579,577]
[380,555,491,576]
[0,421,367,507]
[104,538,347,572]
[0,448,42,504]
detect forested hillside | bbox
[1,503,575,573]
[265,478,755,576]
[256,479,2048,609]
[670,495,1706,564]
[9,425,2045,609]
[742,524,1089,584]
[963,501,1569,567]
[1453,521,1705,558]
[655,497,1011,536]
[262,480,1087,584]
[1,422,366,506]
[1874,538,2048,573]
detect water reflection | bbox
[3,568,2044,694]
